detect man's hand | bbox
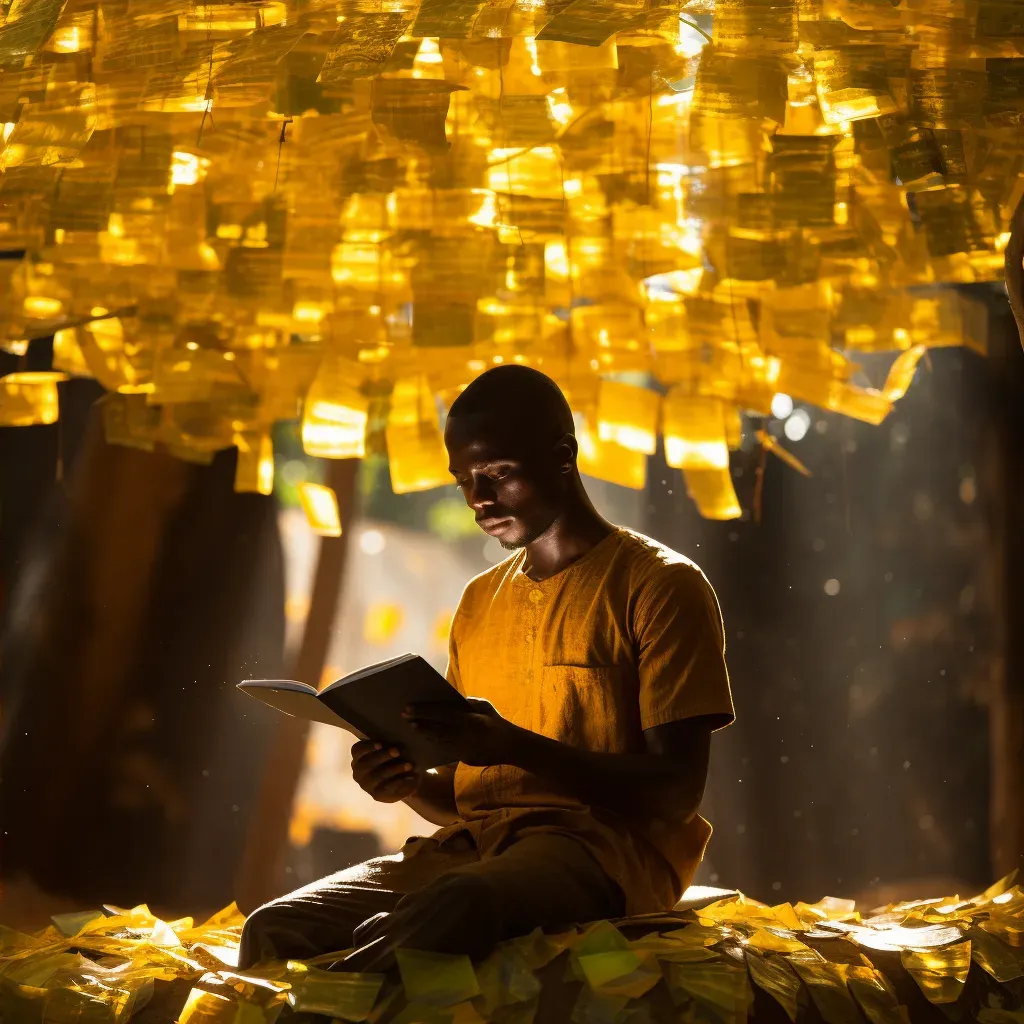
[403,698,521,767]
[351,741,420,803]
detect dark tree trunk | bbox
[984,304,1024,880]
[0,401,286,913]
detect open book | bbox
[238,654,468,770]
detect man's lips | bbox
[476,516,513,533]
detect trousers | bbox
[238,830,625,971]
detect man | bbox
[239,365,734,972]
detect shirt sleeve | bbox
[635,563,735,732]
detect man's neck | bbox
[521,498,616,582]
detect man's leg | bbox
[238,838,477,969]
[339,832,624,971]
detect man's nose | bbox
[467,475,497,510]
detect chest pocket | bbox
[537,666,642,753]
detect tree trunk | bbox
[0,403,286,912]
[235,457,360,914]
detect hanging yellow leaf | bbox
[298,482,342,537]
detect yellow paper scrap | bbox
[2,951,83,988]
[745,951,801,1022]
[578,950,661,999]
[474,944,541,1015]
[387,421,452,494]
[683,468,742,520]
[574,920,632,957]
[979,871,1019,904]
[235,434,275,496]
[789,959,861,1024]
[661,925,725,947]
[666,962,753,1022]
[968,928,1023,983]
[595,381,659,456]
[577,422,647,490]
[396,949,481,1007]
[793,896,857,923]
[52,327,91,377]
[50,911,105,938]
[881,345,927,402]
[289,966,385,1021]
[981,913,1024,949]
[301,360,369,460]
[900,941,972,1005]
[846,966,909,1024]
[664,393,731,471]
[0,924,52,956]
[0,371,66,426]
[298,483,343,538]
[744,928,810,955]
[511,927,569,970]
[178,988,237,1024]
[647,945,719,964]
[233,1000,277,1024]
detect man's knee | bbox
[399,872,502,957]
[238,901,319,968]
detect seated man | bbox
[239,365,735,972]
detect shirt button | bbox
[529,589,543,603]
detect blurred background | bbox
[1,286,1021,929]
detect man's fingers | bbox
[374,774,418,801]
[364,758,418,789]
[352,745,405,774]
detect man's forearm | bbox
[403,768,459,827]
[503,727,702,821]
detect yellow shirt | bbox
[440,527,735,914]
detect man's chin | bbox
[496,523,546,550]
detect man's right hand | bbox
[351,741,420,803]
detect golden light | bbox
[0,0,1006,518]
[23,296,63,319]
[170,151,208,189]
[363,603,404,645]
[415,38,443,65]
[48,25,82,53]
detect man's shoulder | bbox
[612,531,723,640]
[613,528,707,584]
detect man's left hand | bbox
[402,698,521,767]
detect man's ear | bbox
[553,434,578,474]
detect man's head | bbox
[444,365,578,550]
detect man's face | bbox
[444,416,567,549]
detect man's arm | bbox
[404,703,715,823]
[404,765,459,826]
[507,717,712,821]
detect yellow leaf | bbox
[396,949,480,1008]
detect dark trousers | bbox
[238,831,625,971]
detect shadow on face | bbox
[444,414,572,549]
